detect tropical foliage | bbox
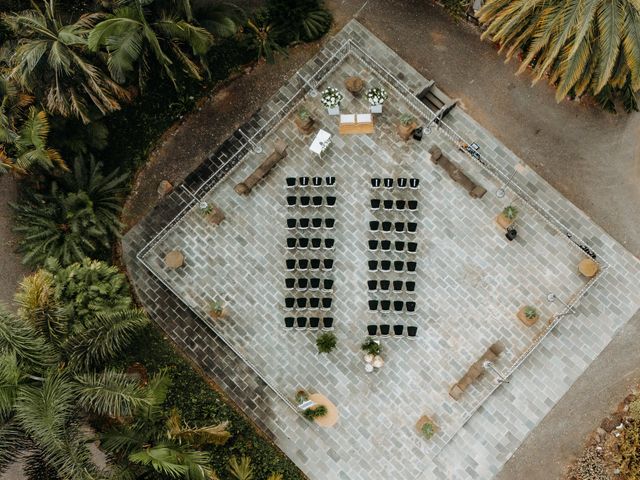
[88,0,214,89]
[44,257,131,325]
[478,0,640,111]
[101,373,230,480]
[0,271,150,480]
[266,0,332,44]
[12,157,127,267]
[2,0,132,123]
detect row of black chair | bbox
[371,199,418,211]
[286,196,336,208]
[367,279,415,293]
[286,218,335,230]
[285,258,334,271]
[286,238,335,250]
[368,240,417,253]
[284,297,333,310]
[371,178,420,189]
[285,316,334,330]
[368,299,416,313]
[286,278,333,291]
[287,176,336,188]
[369,221,418,233]
[368,260,417,273]
[367,324,418,337]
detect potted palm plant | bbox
[367,87,388,113]
[416,415,438,440]
[198,202,225,225]
[496,205,518,229]
[316,332,337,353]
[294,106,314,134]
[209,300,225,318]
[361,337,381,363]
[517,305,539,326]
[321,87,343,115]
[397,113,417,140]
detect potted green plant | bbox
[209,300,225,318]
[316,332,337,353]
[366,87,388,113]
[497,205,518,229]
[321,87,343,116]
[302,404,328,421]
[294,389,309,405]
[198,202,225,225]
[398,113,417,140]
[517,305,539,326]
[294,106,314,134]
[361,337,381,362]
[416,415,438,440]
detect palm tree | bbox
[227,456,253,480]
[2,0,132,123]
[478,0,640,110]
[0,305,151,480]
[88,0,214,89]
[12,156,127,267]
[101,375,230,480]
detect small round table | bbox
[164,250,185,269]
[308,393,339,428]
[578,258,599,278]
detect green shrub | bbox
[618,420,640,479]
[502,205,518,220]
[523,306,538,319]
[629,398,640,421]
[45,257,131,323]
[108,325,306,480]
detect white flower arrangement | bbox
[366,87,388,106]
[321,87,344,108]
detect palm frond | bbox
[166,408,230,447]
[63,308,148,370]
[227,456,253,480]
[0,306,57,370]
[74,370,150,417]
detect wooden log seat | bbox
[429,145,487,198]
[449,342,505,401]
[234,139,288,195]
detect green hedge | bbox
[112,325,306,480]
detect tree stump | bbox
[345,76,364,96]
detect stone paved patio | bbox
[124,21,640,479]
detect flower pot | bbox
[496,212,515,229]
[364,353,374,363]
[370,104,383,114]
[327,105,340,116]
[372,356,384,368]
[416,415,438,440]
[397,121,417,141]
[294,116,315,134]
[345,76,364,96]
[203,205,225,225]
[517,307,539,327]
[210,308,225,319]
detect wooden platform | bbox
[339,122,374,135]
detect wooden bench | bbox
[234,139,287,195]
[429,145,487,198]
[338,113,374,135]
[449,342,505,400]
